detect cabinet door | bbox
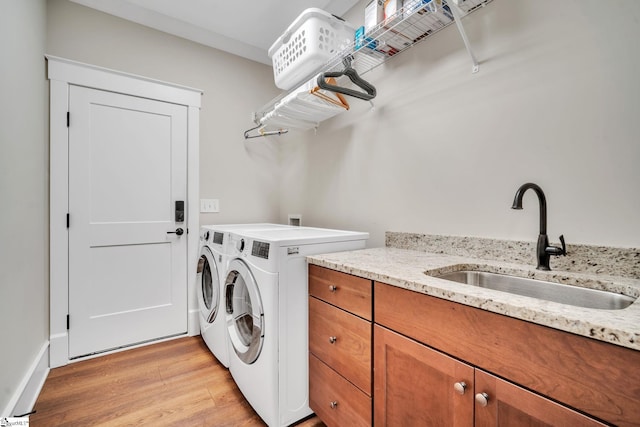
[374,325,474,427]
[474,370,607,427]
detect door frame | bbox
[47,55,202,367]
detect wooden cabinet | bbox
[375,281,640,427]
[374,325,606,427]
[308,265,373,427]
[307,265,640,427]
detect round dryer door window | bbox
[224,259,264,364]
[197,246,220,323]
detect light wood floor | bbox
[31,336,325,427]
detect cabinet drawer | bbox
[309,354,371,427]
[309,264,372,320]
[309,296,371,394]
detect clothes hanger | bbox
[317,55,377,101]
[244,123,289,139]
[310,77,350,110]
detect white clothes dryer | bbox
[197,224,294,368]
[224,227,368,427]
[197,226,229,367]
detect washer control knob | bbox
[236,238,245,252]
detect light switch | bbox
[200,199,220,213]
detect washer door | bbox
[196,246,220,323]
[224,259,264,364]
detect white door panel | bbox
[88,244,173,317]
[88,103,172,223]
[68,86,188,358]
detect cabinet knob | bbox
[329,285,337,292]
[453,382,467,395]
[329,336,337,344]
[475,392,490,407]
[330,401,338,409]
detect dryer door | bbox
[196,246,220,323]
[224,259,264,364]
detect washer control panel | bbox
[212,232,224,245]
[252,240,270,259]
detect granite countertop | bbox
[307,246,640,351]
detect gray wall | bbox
[0,0,48,414]
[279,0,640,249]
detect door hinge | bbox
[66,314,70,330]
[66,112,70,127]
[66,213,70,228]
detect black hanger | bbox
[317,55,377,101]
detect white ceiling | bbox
[69,0,361,65]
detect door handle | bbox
[167,228,184,236]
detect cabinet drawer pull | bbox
[330,401,338,409]
[475,392,490,407]
[454,381,467,395]
[329,285,337,292]
[329,336,337,344]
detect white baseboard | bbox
[2,341,49,417]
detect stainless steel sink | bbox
[433,270,636,310]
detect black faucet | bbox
[511,183,566,271]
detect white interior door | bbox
[68,85,188,358]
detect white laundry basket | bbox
[268,8,356,90]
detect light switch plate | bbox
[200,199,220,213]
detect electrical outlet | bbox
[200,199,220,213]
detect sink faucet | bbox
[511,183,566,271]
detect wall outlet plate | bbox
[288,214,301,226]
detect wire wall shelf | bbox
[245,0,493,139]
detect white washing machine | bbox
[223,227,369,427]
[197,224,294,368]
